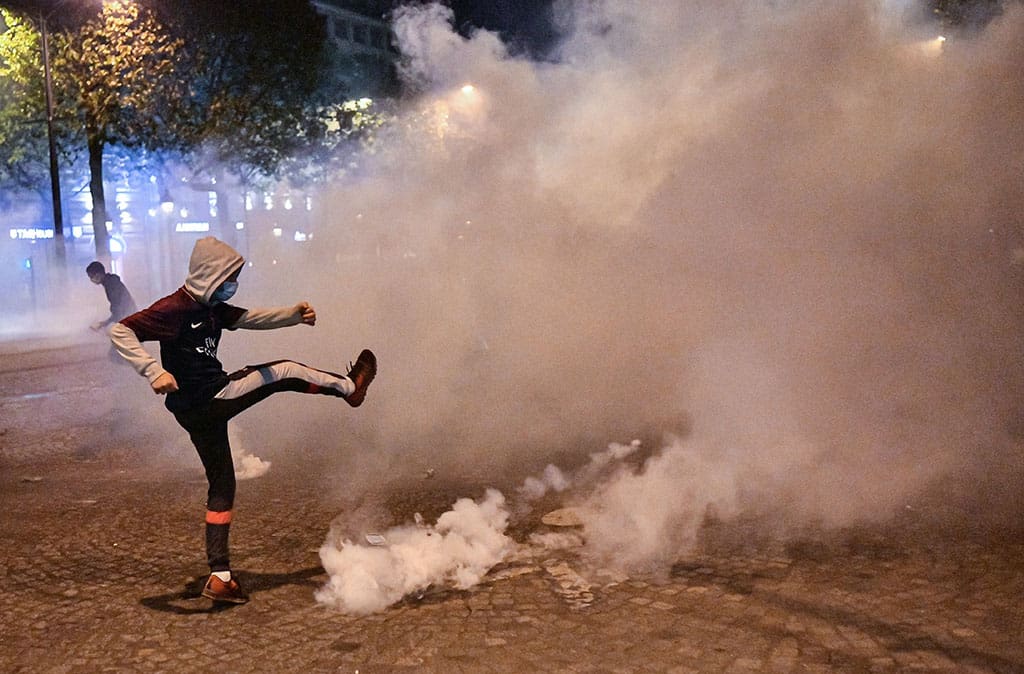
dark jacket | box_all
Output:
[99,273,138,326]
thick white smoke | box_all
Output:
[315,489,511,614]
[230,0,1023,585]
[228,425,271,480]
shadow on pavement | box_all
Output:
[239,565,326,593]
[139,576,237,615]
[139,566,325,615]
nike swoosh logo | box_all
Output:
[191,322,203,329]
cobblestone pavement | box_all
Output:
[2,342,1023,673]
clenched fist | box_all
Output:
[152,371,179,394]
[296,301,316,326]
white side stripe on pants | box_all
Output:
[213,361,353,400]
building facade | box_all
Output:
[312,0,400,97]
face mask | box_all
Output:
[211,281,238,304]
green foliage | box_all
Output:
[277,97,393,188]
[0,0,391,217]
[164,0,337,184]
[0,2,179,207]
[0,9,42,97]
[0,9,52,193]
[62,0,183,149]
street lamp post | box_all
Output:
[39,13,66,266]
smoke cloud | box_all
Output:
[315,489,511,614]
[226,0,1024,585]
[228,425,271,480]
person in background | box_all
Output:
[86,261,138,332]
[110,236,377,604]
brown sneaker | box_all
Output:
[201,574,249,604]
[343,349,376,407]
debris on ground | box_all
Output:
[541,507,584,527]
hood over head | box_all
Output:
[184,236,244,304]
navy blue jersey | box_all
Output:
[120,288,246,413]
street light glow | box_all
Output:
[918,35,947,56]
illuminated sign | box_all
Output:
[9,228,54,240]
[175,222,210,233]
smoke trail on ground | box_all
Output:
[517,463,571,501]
[229,0,1024,582]
[315,489,511,614]
[515,439,638,505]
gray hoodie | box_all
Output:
[110,237,305,390]
[185,236,245,305]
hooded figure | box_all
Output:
[110,236,376,604]
[112,236,251,412]
[184,236,244,306]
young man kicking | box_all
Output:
[110,236,376,604]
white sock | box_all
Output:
[212,571,231,582]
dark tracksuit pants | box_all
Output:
[172,360,350,572]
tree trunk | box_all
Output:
[87,131,110,263]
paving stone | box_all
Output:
[3,349,1024,673]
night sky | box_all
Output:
[448,0,558,55]
[0,0,562,54]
